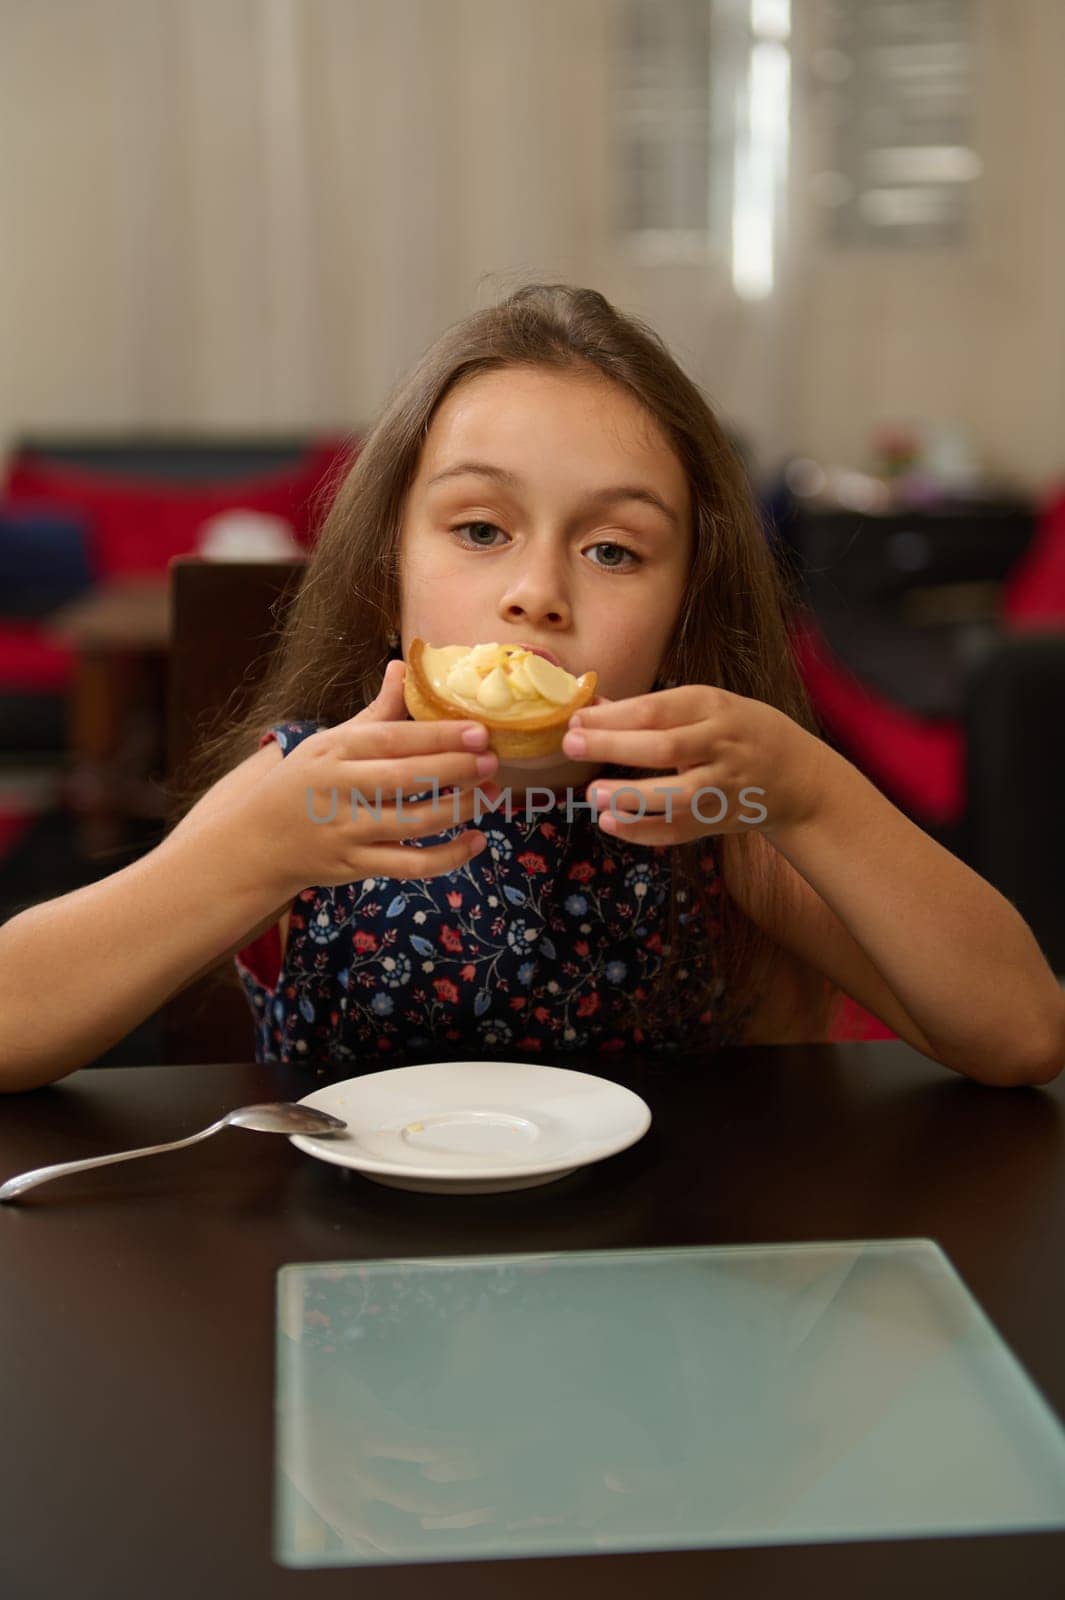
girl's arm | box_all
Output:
[745,745,1065,1087]
[0,748,296,1093]
[564,681,1063,1085]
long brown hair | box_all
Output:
[171,281,843,1045]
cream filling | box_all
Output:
[423,642,580,721]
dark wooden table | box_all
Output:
[2,1044,1063,1598]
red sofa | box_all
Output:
[790,485,1065,835]
[3,436,353,578]
[793,485,1065,1042]
[0,436,355,703]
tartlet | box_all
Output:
[402,638,597,758]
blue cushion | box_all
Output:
[0,507,95,618]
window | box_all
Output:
[613,0,714,253]
[613,0,792,299]
[810,0,979,248]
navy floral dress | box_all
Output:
[235,720,746,1073]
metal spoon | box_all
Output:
[0,1102,348,1203]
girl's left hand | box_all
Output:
[560,684,827,845]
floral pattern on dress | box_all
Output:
[235,720,743,1071]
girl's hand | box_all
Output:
[240,660,499,894]
[561,683,827,845]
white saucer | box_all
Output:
[288,1060,652,1194]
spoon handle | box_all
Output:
[0,1118,230,1202]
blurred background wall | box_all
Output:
[791,0,1065,489]
[1,0,1063,487]
[0,0,790,463]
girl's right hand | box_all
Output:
[241,660,498,894]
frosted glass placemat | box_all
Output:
[274,1239,1065,1567]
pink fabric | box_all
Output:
[829,993,898,1043]
[0,809,34,860]
[1001,485,1065,628]
[238,922,283,993]
[789,616,965,825]
[0,622,75,691]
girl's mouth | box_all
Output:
[512,642,561,667]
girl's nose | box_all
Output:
[502,603,567,628]
[499,573,570,629]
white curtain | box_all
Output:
[0,0,796,472]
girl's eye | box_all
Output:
[588,542,640,570]
[451,521,504,549]
[449,522,641,570]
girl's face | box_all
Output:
[398,365,693,796]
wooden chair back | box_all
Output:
[163,556,307,1063]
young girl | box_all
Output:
[2,283,1062,1092]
